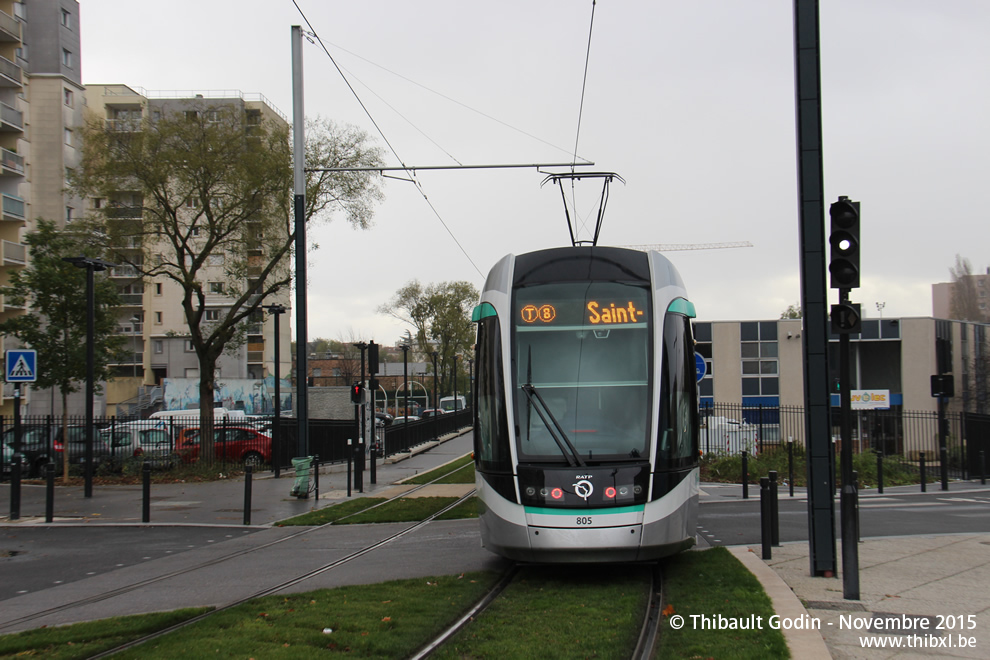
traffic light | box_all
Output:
[831,302,862,334]
[829,197,860,289]
[351,382,364,404]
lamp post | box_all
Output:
[400,339,410,452]
[62,255,114,499]
[129,315,141,379]
[452,354,459,412]
[353,341,368,484]
[431,350,439,440]
[265,304,286,478]
[467,357,474,411]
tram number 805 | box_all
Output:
[576,516,593,526]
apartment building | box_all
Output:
[0,0,86,416]
[80,85,293,416]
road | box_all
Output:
[697,486,990,547]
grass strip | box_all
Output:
[276,497,388,526]
[658,546,790,659]
[336,496,459,524]
[433,564,651,659]
[110,572,499,659]
[0,608,210,659]
[403,454,475,484]
[434,496,479,520]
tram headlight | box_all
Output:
[540,487,549,497]
[618,486,630,496]
[525,486,536,497]
[633,485,643,495]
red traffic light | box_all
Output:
[350,382,364,404]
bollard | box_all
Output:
[940,446,949,491]
[313,455,320,501]
[981,450,986,486]
[787,440,795,497]
[760,477,771,560]
[45,463,55,523]
[370,443,377,485]
[346,440,352,497]
[919,452,926,493]
[354,442,364,493]
[243,465,253,526]
[741,451,749,499]
[142,462,151,523]
[876,451,884,495]
[9,454,20,521]
[769,470,780,546]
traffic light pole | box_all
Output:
[838,288,859,601]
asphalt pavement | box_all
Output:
[2,436,990,658]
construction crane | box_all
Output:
[620,241,754,252]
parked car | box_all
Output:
[99,420,178,469]
[375,411,393,427]
[2,424,111,476]
[175,426,272,467]
[1,441,27,476]
[420,409,446,419]
[391,416,421,425]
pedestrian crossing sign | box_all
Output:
[5,350,37,383]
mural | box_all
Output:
[163,377,292,414]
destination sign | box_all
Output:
[518,300,646,326]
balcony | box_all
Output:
[1,193,24,223]
[118,293,143,306]
[0,10,20,42]
[247,351,264,363]
[0,148,23,176]
[1,239,26,266]
[0,55,20,87]
[109,264,141,278]
[1,294,24,311]
[106,206,143,219]
[0,102,22,132]
[105,118,142,133]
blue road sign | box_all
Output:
[695,352,707,383]
[5,349,37,383]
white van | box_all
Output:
[149,408,247,423]
[439,395,466,413]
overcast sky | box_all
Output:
[79,1,990,345]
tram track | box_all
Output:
[0,462,476,636]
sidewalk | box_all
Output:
[704,481,990,658]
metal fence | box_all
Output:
[0,410,475,479]
[699,402,990,481]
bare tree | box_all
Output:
[949,255,985,322]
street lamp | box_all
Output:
[400,338,410,452]
[431,350,439,441]
[265,303,286,478]
[452,354,459,412]
[129,315,141,379]
[62,255,114,499]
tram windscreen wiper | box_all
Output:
[521,383,586,468]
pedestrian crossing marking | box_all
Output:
[8,355,32,378]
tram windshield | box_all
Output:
[513,281,650,463]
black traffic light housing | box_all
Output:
[351,382,364,404]
[829,197,860,290]
[831,302,861,334]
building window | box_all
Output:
[153,340,164,354]
[154,311,163,325]
[205,308,221,322]
[208,281,224,295]
[62,49,73,68]
[63,88,74,107]
[185,340,196,352]
[60,8,71,28]
[155,282,163,295]
[64,128,73,146]
[208,254,224,266]
[65,207,73,223]
[740,321,778,401]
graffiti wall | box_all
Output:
[162,377,292,414]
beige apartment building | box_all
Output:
[79,85,293,416]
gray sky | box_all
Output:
[79,1,990,344]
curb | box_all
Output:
[729,545,832,660]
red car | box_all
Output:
[175,426,271,467]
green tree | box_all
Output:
[71,104,384,459]
[379,280,479,398]
[0,220,124,480]
[779,303,802,319]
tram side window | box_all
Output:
[476,314,511,473]
[657,312,699,469]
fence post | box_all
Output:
[313,455,320,501]
[919,452,927,493]
[346,439,352,497]
[981,450,986,486]
[243,465,252,526]
[45,462,55,523]
[876,451,884,495]
[940,445,949,491]
[142,461,151,523]
[741,450,749,499]
[760,477,771,560]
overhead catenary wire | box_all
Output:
[290,0,484,277]
[571,0,600,242]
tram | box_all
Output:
[471,245,699,562]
